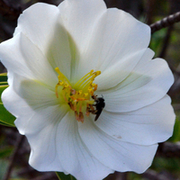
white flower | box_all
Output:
[0,0,175,180]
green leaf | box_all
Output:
[169,117,180,142]
[0,147,13,158]
[0,82,8,86]
[0,73,7,82]
[0,103,15,127]
[56,172,76,180]
[0,85,8,103]
[0,84,15,127]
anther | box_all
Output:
[55,67,101,123]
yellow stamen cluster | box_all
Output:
[55,67,101,122]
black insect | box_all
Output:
[91,95,105,121]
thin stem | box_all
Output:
[3,134,25,180]
[150,11,180,34]
[146,0,155,25]
[159,25,173,58]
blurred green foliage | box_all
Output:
[56,172,76,180]
[0,73,15,127]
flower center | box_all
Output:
[55,67,101,122]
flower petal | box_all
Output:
[0,34,33,79]
[78,118,158,173]
[23,110,113,180]
[103,56,174,112]
[23,106,68,171]
[96,48,152,90]
[54,112,113,180]
[2,77,34,126]
[76,7,150,77]
[3,76,69,172]
[58,0,106,52]
[95,95,175,145]
[14,3,60,54]
[19,33,59,87]
[46,22,74,80]
[13,77,60,109]
[58,0,107,80]
[3,75,113,180]
[0,33,58,88]
[2,71,66,130]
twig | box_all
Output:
[150,11,180,34]
[159,26,173,58]
[145,0,155,25]
[3,134,25,180]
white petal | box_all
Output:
[58,0,106,52]
[2,73,66,134]
[14,3,60,54]
[0,4,73,82]
[19,33,58,87]
[95,95,175,145]
[54,112,113,180]
[78,118,158,173]
[0,29,73,86]
[96,48,151,90]
[28,110,113,180]
[25,106,68,171]
[0,33,57,87]
[0,34,33,79]
[2,79,33,122]
[76,7,150,77]
[13,76,60,109]
[58,0,107,80]
[4,73,113,179]
[103,55,174,112]
[45,22,73,80]
[6,83,69,171]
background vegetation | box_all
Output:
[0,0,180,179]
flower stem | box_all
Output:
[2,134,24,180]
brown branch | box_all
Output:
[159,26,173,58]
[150,11,180,34]
[3,135,25,180]
[145,0,155,25]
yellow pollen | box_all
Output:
[55,67,101,122]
